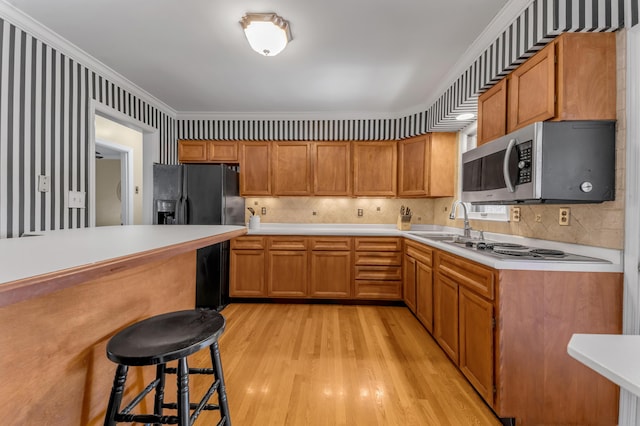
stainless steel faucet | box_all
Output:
[449,200,472,238]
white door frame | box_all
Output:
[88,100,160,227]
[620,22,640,426]
[95,139,133,225]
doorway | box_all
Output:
[95,140,132,225]
[89,100,160,227]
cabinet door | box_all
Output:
[240,142,271,196]
[268,251,308,297]
[208,142,238,163]
[313,142,352,196]
[178,140,208,163]
[415,261,433,333]
[310,251,352,298]
[229,249,266,296]
[434,273,459,364]
[477,79,508,146]
[398,135,429,197]
[353,141,397,197]
[428,132,457,197]
[272,142,313,196]
[508,41,556,132]
[403,255,417,313]
[459,287,494,403]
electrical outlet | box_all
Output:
[535,213,542,223]
[511,207,521,222]
[68,190,86,209]
[261,207,267,215]
[357,209,363,217]
[559,207,570,226]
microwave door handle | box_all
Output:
[503,138,517,193]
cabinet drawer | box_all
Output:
[436,251,495,300]
[354,237,402,252]
[231,236,266,250]
[354,266,402,281]
[310,237,352,251]
[354,280,402,299]
[405,240,433,267]
[268,236,308,251]
[354,252,402,266]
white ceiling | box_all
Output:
[5,0,513,117]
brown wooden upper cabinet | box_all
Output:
[477,32,616,146]
[352,141,397,197]
[398,133,457,197]
[272,142,313,196]
[477,80,507,145]
[178,140,239,163]
[313,142,352,196]
[240,142,271,196]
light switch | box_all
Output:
[37,175,49,192]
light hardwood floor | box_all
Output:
[179,303,502,425]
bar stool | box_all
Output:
[104,309,231,425]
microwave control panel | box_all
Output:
[516,141,533,184]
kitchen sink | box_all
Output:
[407,232,460,241]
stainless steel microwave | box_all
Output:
[461,121,616,204]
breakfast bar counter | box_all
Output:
[0,225,246,425]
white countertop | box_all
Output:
[568,334,640,397]
[246,223,623,272]
[0,225,246,286]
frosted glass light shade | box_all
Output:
[240,13,292,57]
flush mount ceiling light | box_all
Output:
[240,13,292,57]
[456,113,476,121]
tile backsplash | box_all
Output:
[244,197,435,225]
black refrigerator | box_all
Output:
[153,164,245,311]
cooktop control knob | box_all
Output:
[580,182,593,193]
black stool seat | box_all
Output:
[107,309,226,366]
[104,309,231,426]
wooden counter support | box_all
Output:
[0,226,246,426]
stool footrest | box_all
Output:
[162,403,220,411]
[165,367,214,375]
[115,413,179,424]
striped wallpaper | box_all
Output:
[0,0,636,238]
[177,0,628,141]
[0,17,176,238]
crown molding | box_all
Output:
[0,0,177,119]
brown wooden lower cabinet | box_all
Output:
[268,250,308,297]
[354,237,403,299]
[229,236,267,297]
[309,250,352,298]
[433,271,460,363]
[458,286,494,402]
[230,235,398,300]
[404,240,434,331]
[431,248,622,426]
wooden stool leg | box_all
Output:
[210,342,231,426]
[153,363,166,426]
[104,364,128,426]
[177,358,190,426]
